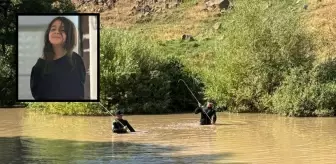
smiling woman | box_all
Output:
[29,17,86,101]
[17,14,99,104]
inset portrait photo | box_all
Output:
[17,13,100,102]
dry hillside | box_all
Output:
[306,0,336,60]
[75,0,336,57]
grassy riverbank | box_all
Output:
[12,0,336,116]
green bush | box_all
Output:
[197,0,315,112]
[27,29,204,115]
[100,29,204,114]
[271,60,336,116]
[27,102,112,116]
[21,0,336,117]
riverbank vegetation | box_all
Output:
[2,0,335,116]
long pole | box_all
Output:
[178,79,212,122]
[97,102,126,127]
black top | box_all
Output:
[112,119,136,133]
[195,107,217,125]
[115,110,123,115]
[30,52,86,100]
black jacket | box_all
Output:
[195,106,217,125]
[30,52,86,100]
[112,119,135,133]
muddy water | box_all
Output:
[0,108,335,164]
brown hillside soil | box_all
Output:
[305,0,336,60]
[75,0,336,56]
[75,0,224,40]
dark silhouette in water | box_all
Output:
[112,110,135,133]
[195,102,217,125]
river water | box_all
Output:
[0,108,335,164]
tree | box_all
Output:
[0,0,76,106]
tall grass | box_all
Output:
[27,102,106,116]
[271,59,336,116]
[100,29,204,114]
[28,29,204,115]
[28,0,336,116]
[190,0,336,116]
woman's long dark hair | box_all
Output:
[43,16,77,74]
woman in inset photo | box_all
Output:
[30,17,86,100]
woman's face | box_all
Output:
[48,20,67,46]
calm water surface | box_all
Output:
[0,108,335,164]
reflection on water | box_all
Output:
[0,136,235,164]
[0,109,336,164]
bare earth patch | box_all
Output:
[305,0,336,60]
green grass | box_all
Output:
[27,102,109,116]
[28,0,336,116]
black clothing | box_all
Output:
[195,107,217,125]
[115,110,123,115]
[30,52,86,100]
[112,119,135,133]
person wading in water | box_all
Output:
[112,110,136,133]
[195,101,217,125]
